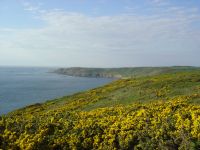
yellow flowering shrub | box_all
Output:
[0,97,200,149]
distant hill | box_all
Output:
[54,66,200,78]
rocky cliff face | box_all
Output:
[54,68,122,78]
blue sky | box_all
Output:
[0,0,200,67]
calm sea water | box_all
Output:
[0,67,113,115]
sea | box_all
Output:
[0,67,113,115]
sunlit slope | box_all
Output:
[10,70,200,114]
[1,71,200,149]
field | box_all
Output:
[0,70,200,149]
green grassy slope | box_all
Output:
[54,66,200,78]
[11,70,200,115]
[1,70,200,149]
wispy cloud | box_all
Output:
[21,0,45,14]
[150,0,169,6]
[0,1,200,67]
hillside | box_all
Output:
[54,66,200,78]
[0,70,200,149]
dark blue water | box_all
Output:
[0,67,113,114]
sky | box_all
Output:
[0,0,200,67]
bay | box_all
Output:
[0,67,113,114]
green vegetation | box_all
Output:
[54,66,200,78]
[1,69,200,149]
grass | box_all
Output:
[6,70,200,115]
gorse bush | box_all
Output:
[1,96,200,149]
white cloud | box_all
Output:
[0,3,200,67]
[150,0,169,6]
[20,0,45,14]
